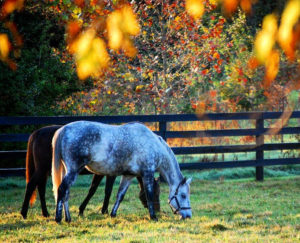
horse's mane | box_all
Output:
[157,136,177,161]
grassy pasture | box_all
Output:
[0,173,299,242]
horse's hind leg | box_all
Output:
[110,176,133,218]
[142,171,157,221]
[55,171,78,223]
[20,173,39,219]
[63,190,71,222]
[101,176,116,214]
[137,176,147,208]
[79,174,104,216]
[37,173,49,217]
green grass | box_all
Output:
[0,174,299,242]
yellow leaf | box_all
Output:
[0,34,10,59]
[107,10,123,50]
[280,0,300,29]
[75,29,95,57]
[93,37,110,66]
[77,61,94,80]
[262,14,278,35]
[175,16,181,22]
[72,29,109,80]
[277,0,300,60]
[254,31,274,63]
[135,85,144,92]
[186,0,205,20]
[107,5,140,51]
[254,14,278,63]
[121,5,140,36]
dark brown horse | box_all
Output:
[21,125,160,219]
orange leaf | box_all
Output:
[210,90,217,98]
[240,0,253,14]
[1,0,24,18]
[213,52,220,59]
[74,0,84,8]
[201,69,209,75]
[196,101,206,115]
[67,21,82,44]
[223,0,239,15]
[247,56,259,69]
[264,50,280,88]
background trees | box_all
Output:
[0,1,92,115]
[0,0,299,115]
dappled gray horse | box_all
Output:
[52,121,192,222]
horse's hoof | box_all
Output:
[79,206,84,214]
[65,218,71,223]
[78,208,84,216]
[55,216,62,223]
[110,212,116,218]
[101,208,108,214]
[43,212,50,218]
[20,211,27,219]
[150,215,158,221]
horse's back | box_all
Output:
[57,121,167,175]
[32,125,61,171]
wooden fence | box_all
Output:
[1,112,300,180]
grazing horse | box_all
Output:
[21,125,160,219]
[52,121,192,223]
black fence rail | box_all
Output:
[1,112,300,180]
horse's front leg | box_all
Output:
[79,174,104,216]
[142,171,157,221]
[102,176,116,214]
[110,176,133,218]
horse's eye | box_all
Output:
[181,194,186,199]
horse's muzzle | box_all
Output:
[178,208,192,219]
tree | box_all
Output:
[0,0,299,116]
[0,1,90,115]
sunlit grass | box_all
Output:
[0,174,299,242]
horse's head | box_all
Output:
[168,177,192,219]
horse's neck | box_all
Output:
[158,144,183,193]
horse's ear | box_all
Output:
[186,178,192,185]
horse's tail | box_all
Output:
[26,133,37,206]
[51,127,65,202]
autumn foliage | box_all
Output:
[0,0,299,116]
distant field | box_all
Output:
[0,172,299,242]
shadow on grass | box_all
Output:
[0,220,39,232]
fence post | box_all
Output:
[255,117,264,181]
[159,121,167,141]
[159,121,167,182]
